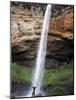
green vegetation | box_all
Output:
[11,63,33,82]
[48,87,68,96]
[43,64,73,86]
[11,63,73,95]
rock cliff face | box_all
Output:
[11,2,74,68]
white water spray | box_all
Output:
[27,4,52,97]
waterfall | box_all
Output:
[26,4,52,97]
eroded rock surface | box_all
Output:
[11,3,74,68]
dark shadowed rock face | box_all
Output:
[11,2,74,68]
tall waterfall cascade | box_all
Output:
[26,4,52,97]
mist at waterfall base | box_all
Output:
[26,4,52,97]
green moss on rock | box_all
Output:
[48,87,68,96]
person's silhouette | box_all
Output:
[32,86,36,97]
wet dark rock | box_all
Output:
[11,81,31,97]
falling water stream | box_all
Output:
[26,4,52,97]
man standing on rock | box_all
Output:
[32,86,37,97]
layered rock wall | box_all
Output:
[11,2,74,68]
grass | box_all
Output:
[11,63,33,82]
[43,63,73,87]
[11,63,73,85]
[11,63,73,95]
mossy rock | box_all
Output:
[48,87,68,96]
